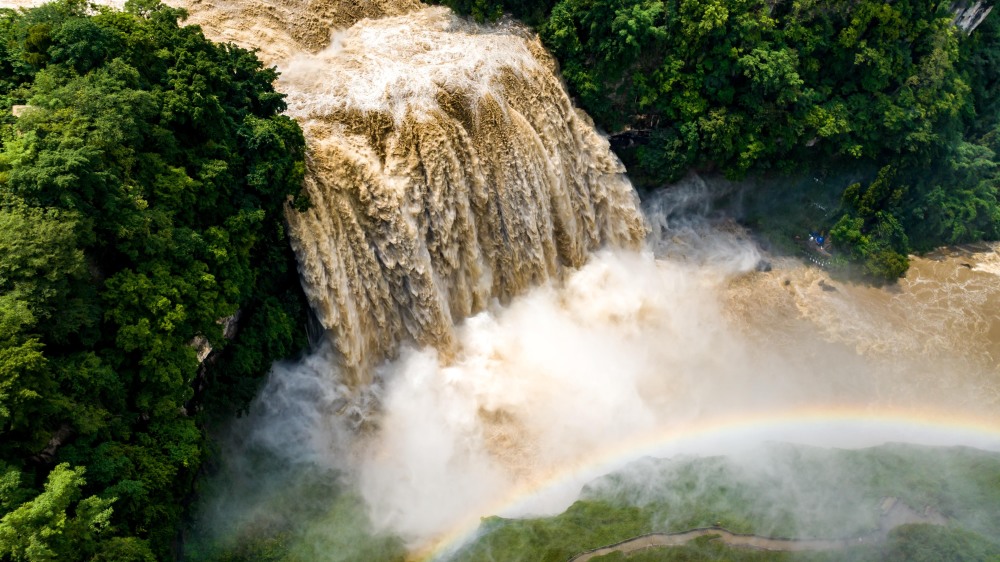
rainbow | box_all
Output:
[413,403,1000,561]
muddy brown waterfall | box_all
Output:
[170,0,648,385]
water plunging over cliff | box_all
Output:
[178,2,646,385]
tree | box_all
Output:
[0,1,308,556]
[0,463,120,562]
[831,166,911,279]
[439,0,1000,276]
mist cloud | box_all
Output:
[190,181,1000,558]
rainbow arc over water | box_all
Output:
[415,403,1000,561]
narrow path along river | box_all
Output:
[569,497,947,561]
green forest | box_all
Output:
[0,0,308,559]
[439,0,1000,279]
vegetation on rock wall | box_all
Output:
[437,0,1000,279]
[0,0,308,558]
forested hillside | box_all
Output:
[0,0,308,558]
[439,0,1000,279]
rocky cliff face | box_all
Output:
[951,0,994,33]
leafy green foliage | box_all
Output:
[0,0,308,557]
[531,0,968,181]
[878,524,1000,562]
[904,140,1000,250]
[0,464,120,562]
[185,469,407,562]
[588,526,1000,561]
[453,444,1000,562]
[452,501,650,562]
[831,166,910,279]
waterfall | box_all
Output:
[178,1,647,385]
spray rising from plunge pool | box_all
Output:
[195,181,1000,559]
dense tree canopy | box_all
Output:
[438,0,1000,279]
[0,0,308,558]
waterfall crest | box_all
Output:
[177,0,424,61]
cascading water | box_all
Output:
[281,10,647,385]
[172,1,647,386]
